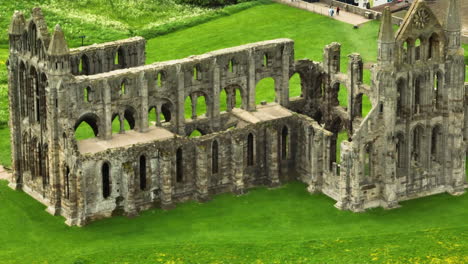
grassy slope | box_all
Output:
[0,3,467,263]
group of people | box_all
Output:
[329,6,340,17]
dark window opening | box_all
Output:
[263,54,269,68]
[139,155,147,190]
[176,148,183,183]
[281,126,289,160]
[212,141,219,174]
[247,133,254,166]
[84,86,91,102]
[65,166,70,199]
[102,162,111,198]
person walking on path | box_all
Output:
[329,7,334,17]
[336,6,340,16]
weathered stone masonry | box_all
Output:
[6,0,467,226]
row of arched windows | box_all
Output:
[401,33,442,63]
[396,72,443,117]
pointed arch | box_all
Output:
[74,112,100,140]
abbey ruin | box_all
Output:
[6,0,466,226]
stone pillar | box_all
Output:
[278,44,290,107]
[123,162,138,217]
[247,50,256,111]
[266,127,280,187]
[231,136,245,194]
[334,141,352,210]
[211,61,221,130]
[102,80,112,140]
[160,151,174,209]
[190,94,197,120]
[195,144,209,202]
[349,145,364,212]
[138,72,149,132]
[175,65,185,135]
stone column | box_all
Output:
[102,80,112,140]
[307,131,322,193]
[195,144,209,202]
[211,61,221,130]
[246,50,256,111]
[266,127,280,187]
[231,136,245,194]
[334,141,352,210]
[123,162,138,217]
[278,44,291,107]
[175,65,185,135]
[160,151,174,209]
[138,72,149,132]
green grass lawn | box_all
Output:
[0,2,467,263]
[0,180,467,264]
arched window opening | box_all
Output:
[139,155,147,190]
[161,102,172,123]
[414,77,421,114]
[281,126,289,160]
[335,83,347,108]
[431,126,442,162]
[403,40,409,63]
[193,65,201,81]
[396,134,405,168]
[19,62,27,117]
[29,23,37,55]
[256,77,276,103]
[364,143,371,176]
[65,166,70,199]
[80,55,89,75]
[220,89,228,112]
[228,59,235,73]
[186,94,208,119]
[124,108,136,130]
[247,133,254,166]
[189,129,203,138]
[120,79,127,96]
[116,47,125,68]
[29,67,40,122]
[263,53,269,68]
[111,114,128,134]
[176,148,183,183]
[102,162,111,198]
[74,114,99,140]
[397,79,405,117]
[84,86,91,102]
[433,72,442,109]
[223,86,243,112]
[289,73,302,98]
[428,34,440,60]
[412,126,424,164]
[148,107,157,126]
[415,38,422,61]
[157,71,165,87]
[212,140,219,174]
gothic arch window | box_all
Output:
[412,126,424,164]
[102,162,111,198]
[396,133,405,168]
[29,23,37,55]
[139,155,147,190]
[364,143,372,176]
[431,125,442,163]
[428,33,440,60]
[414,77,422,114]
[415,38,422,61]
[433,72,442,109]
[281,126,289,160]
[212,140,219,174]
[228,58,236,73]
[84,86,91,102]
[247,133,255,166]
[156,71,166,87]
[120,79,127,96]
[80,54,90,75]
[65,165,70,199]
[176,148,183,183]
[193,64,202,81]
[19,62,27,117]
[396,79,405,117]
